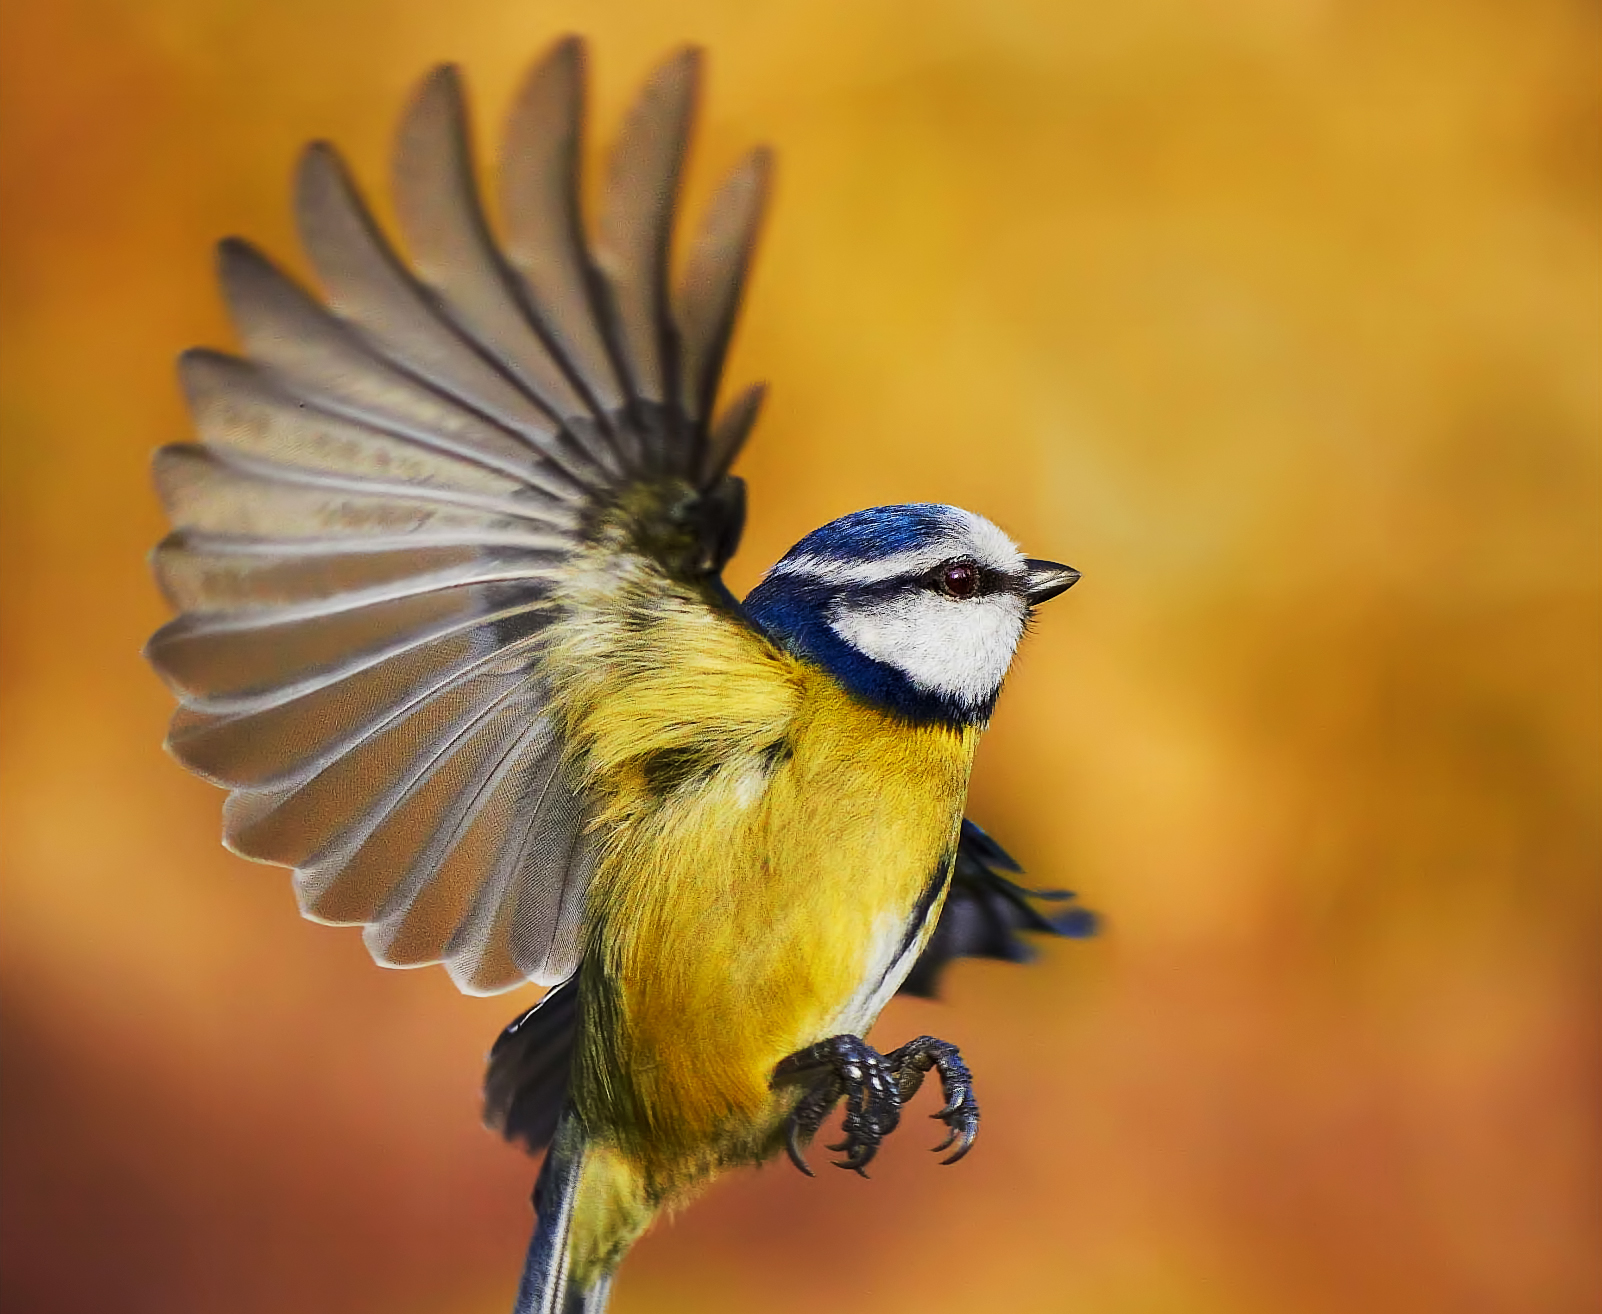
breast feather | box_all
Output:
[573,664,975,1169]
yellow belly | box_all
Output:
[572,667,977,1193]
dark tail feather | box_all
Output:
[513,1114,609,1314]
[486,977,579,1156]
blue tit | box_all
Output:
[145,36,1094,1314]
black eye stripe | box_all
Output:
[835,562,1014,605]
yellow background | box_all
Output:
[1,1,1596,1311]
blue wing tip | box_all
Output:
[1051,906,1100,939]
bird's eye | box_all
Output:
[938,562,981,599]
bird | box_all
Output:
[144,35,1094,1314]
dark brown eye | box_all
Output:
[939,563,980,599]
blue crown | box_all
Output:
[775,504,966,563]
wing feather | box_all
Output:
[150,445,570,555]
[898,821,1099,999]
[356,712,588,994]
[594,46,698,415]
[701,380,766,486]
[295,142,573,448]
[303,699,543,929]
[216,240,578,485]
[499,38,629,419]
[149,37,775,995]
[162,605,552,780]
[150,588,495,700]
[445,747,589,992]
[392,65,597,428]
[180,350,559,498]
[221,669,530,868]
[152,533,509,614]
[677,149,770,426]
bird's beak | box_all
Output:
[1022,559,1081,605]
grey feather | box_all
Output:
[676,148,770,426]
[594,47,699,414]
[215,239,551,478]
[295,142,567,450]
[484,978,579,1153]
[149,36,770,996]
[500,38,628,419]
[392,65,598,430]
[700,381,765,484]
[179,349,577,503]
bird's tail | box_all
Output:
[513,1112,653,1314]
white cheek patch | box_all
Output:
[827,591,1026,707]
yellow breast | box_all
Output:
[574,663,977,1186]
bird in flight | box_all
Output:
[146,36,1094,1314]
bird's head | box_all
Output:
[742,504,1079,725]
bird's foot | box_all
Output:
[772,1035,902,1177]
[884,1035,980,1164]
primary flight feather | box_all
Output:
[146,36,1092,1313]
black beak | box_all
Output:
[1022,558,1081,605]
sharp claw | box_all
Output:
[786,1120,815,1177]
[780,1034,975,1182]
[940,1135,976,1166]
[833,1141,877,1174]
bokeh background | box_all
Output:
[2,1,1597,1311]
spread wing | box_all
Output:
[897,820,1098,1000]
[146,38,774,995]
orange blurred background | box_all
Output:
[2,1,1597,1312]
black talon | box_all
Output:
[785,1115,814,1177]
[940,1131,977,1166]
[772,1033,979,1175]
[838,1142,874,1177]
[883,1035,981,1165]
[772,1035,902,1177]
